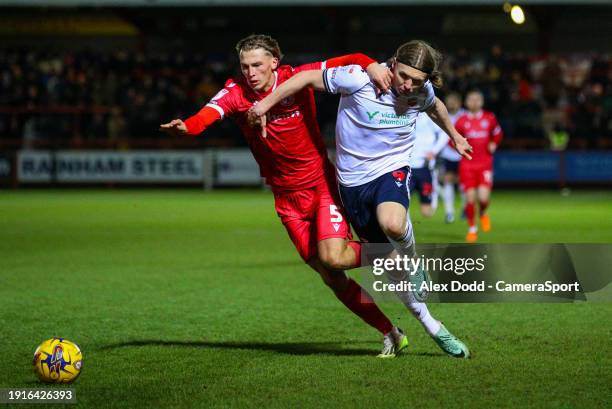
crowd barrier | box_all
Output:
[1,149,611,187]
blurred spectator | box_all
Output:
[0,47,610,150]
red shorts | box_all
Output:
[274,179,351,262]
[459,162,494,191]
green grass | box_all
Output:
[0,190,610,408]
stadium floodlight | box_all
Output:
[510,5,526,24]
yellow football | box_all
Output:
[33,338,83,383]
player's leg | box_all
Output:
[376,201,440,332]
[307,258,398,337]
[477,169,494,232]
[334,177,408,357]
[374,172,469,357]
[464,188,478,241]
[409,167,433,218]
[419,167,435,218]
[276,188,401,356]
[340,168,468,358]
[313,177,364,271]
[430,166,440,212]
[317,237,361,271]
[373,169,442,334]
[442,160,458,223]
[281,215,397,345]
[460,163,478,242]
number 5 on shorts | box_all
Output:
[330,205,343,223]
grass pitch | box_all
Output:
[1,189,610,408]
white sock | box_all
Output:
[386,216,416,258]
[385,268,441,336]
[384,217,441,336]
[443,182,455,215]
[431,169,439,211]
[408,302,441,336]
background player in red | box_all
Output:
[455,89,503,242]
[160,34,408,357]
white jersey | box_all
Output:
[410,113,447,169]
[323,64,435,187]
[438,108,466,162]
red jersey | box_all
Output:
[206,64,327,191]
[455,110,503,167]
[183,54,375,191]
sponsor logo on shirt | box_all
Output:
[211,89,229,101]
[268,110,302,122]
[366,110,412,126]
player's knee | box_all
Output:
[318,246,345,271]
[379,217,406,240]
[465,190,477,202]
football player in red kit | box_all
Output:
[160,34,408,357]
[455,90,503,242]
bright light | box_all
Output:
[510,5,526,24]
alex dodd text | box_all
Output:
[373,280,580,294]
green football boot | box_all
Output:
[432,324,470,359]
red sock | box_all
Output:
[335,279,393,334]
[465,202,476,227]
[347,241,362,268]
[479,200,489,216]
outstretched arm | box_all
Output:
[426,97,473,160]
[160,106,222,137]
[324,54,391,93]
[296,53,391,93]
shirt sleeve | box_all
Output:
[183,80,238,135]
[184,106,222,136]
[205,81,239,119]
[322,64,370,95]
[418,81,436,112]
[293,61,323,74]
[294,53,376,74]
[490,114,504,145]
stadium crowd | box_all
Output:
[0,46,611,149]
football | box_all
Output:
[32,338,83,383]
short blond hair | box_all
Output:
[235,34,283,60]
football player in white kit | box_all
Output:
[250,40,472,358]
[410,113,449,217]
[437,92,466,223]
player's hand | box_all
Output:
[247,107,268,138]
[454,136,473,160]
[366,63,392,95]
[159,119,188,137]
[246,109,261,127]
[488,141,497,154]
[426,151,435,161]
